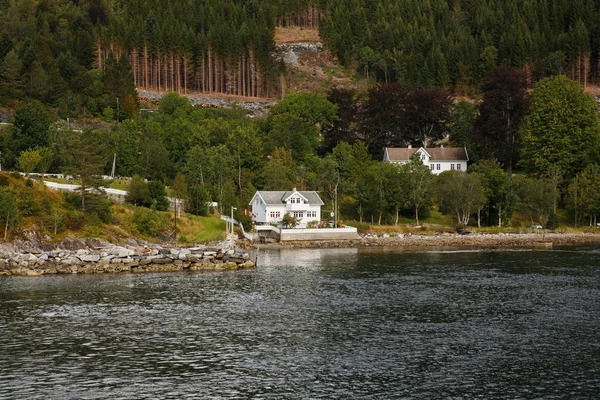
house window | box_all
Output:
[437,164,441,170]
[307,211,317,218]
[269,211,281,219]
[457,163,461,170]
[430,164,434,170]
[293,211,303,218]
[451,164,455,170]
[421,154,425,161]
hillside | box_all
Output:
[0,173,225,245]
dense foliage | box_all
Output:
[3,0,600,115]
[2,1,600,238]
[320,0,600,90]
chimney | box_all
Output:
[293,187,297,192]
[441,145,444,148]
[408,144,412,149]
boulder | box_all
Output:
[80,254,100,263]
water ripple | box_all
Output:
[0,247,599,399]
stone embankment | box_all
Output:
[0,244,255,276]
[266,232,600,249]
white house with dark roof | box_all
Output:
[384,146,468,174]
[249,188,324,228]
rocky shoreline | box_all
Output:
[258,232,600,249]
[0,239,255,277]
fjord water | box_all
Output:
[0,247,598,399]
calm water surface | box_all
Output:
[0,247,599,399]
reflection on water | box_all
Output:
[0,247,599,399]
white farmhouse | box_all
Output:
[249,188,324,228]
[384,146,468,174]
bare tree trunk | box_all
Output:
[415,205,420,225]
[4,213,9,241]
[97,42,103,69]
[144,45,148,89]
[498,205,502,227]
[208,47,213,93]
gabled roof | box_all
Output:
[385,147,468,161]
[283,190,309,203]
[250,190,324,206]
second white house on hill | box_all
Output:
[384,146,469,174]
[249,188,324,228]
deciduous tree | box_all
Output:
[519,76,600,181]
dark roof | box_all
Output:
[255,191,324,206]
[386,147,468,161]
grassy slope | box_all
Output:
[2,173,226,244]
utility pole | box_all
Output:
[173,198,177,240]
[335,170,340,228]
[231,206,237,235]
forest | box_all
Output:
[2,0,600,116]
[2,70,600,238]
[1,0,600,240]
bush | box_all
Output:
[85,194,113,223]
[236,213,253,232]
[17,189,35,216]
[353,221,370,234]
[64,192,82,209]
[0,174,9,187]
[132,208,165,236]
[66,209,84,230]
[546,211,559,230]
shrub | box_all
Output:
[0,174,9,187]
[132,208,164,236]
[546,211,559,230]
[66,209,84,230]
[85,194,113,223]
[353,221,370,234]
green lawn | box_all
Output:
[176,213,227,243]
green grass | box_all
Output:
[176,213,226,243]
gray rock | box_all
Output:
[80,254,100,263]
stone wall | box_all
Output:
[280,227,360,242]
[0,245,255,276]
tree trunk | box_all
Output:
[4,212,9,241]
[97,42,103,69]
[415,204,419,225]
[498,205,502,227]
[183,56,187,94]
[144,45,149,89]
[208,47,213,93]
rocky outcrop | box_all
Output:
[0,245,255,276]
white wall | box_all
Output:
[280,227,359,241]
[427,161,467,174]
